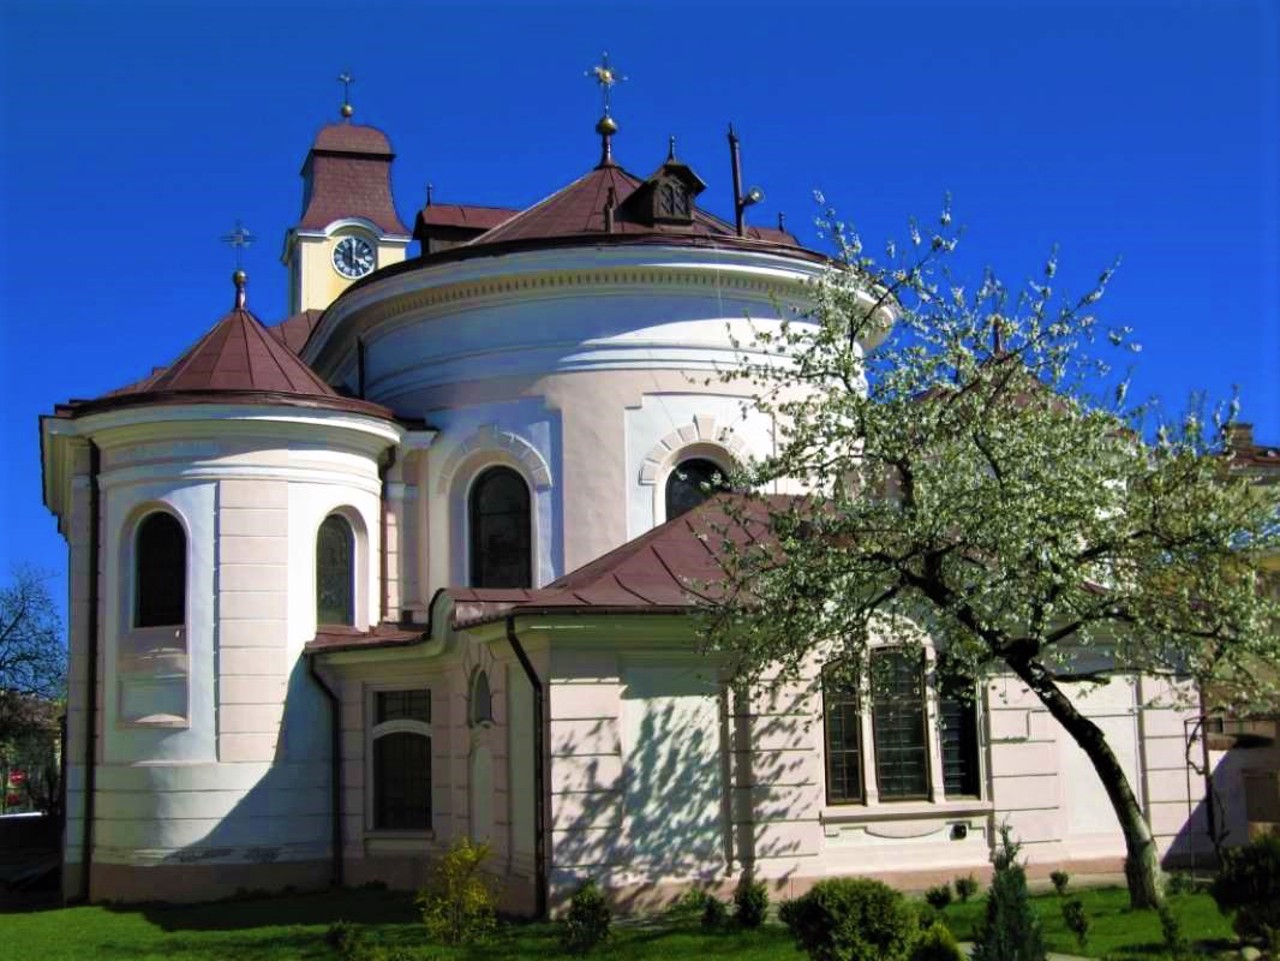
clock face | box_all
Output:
[332,236,375,279]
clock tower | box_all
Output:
[282,101,410,313]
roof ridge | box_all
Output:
[471,165,645,246]
[242,311,335,394]
[146,310,239,389]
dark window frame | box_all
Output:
[939,676,982,798]
[371,688,432,832]
[870,648,932,801]
[822,664,865,805]
[468,466,533,589]
[316,513,355,626]
[134,511,187,628]
[664,457,729,521]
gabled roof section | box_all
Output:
[268,308,324,355]
[474,165,645,244]
[448,494,781,628]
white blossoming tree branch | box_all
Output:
[700,199,1280,910]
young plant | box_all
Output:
[1060,898,1089,951]
[954,875,980,903]
[780,876,917,961]
[559,880,612,954]
[415,837,498,946]
[924,883,953,910]
[1049,870,1070,897]
[734,876,769,929]
[701,895,729,930]
[972,827,1046,961]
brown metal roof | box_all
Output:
[417,203,519,230]
[299,123,408,236]
[268,308,324,354]
[56,303,395,421]
[305,623,425,654]
[449,494,780,629]
[311,123,393,155]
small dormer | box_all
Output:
[621,138,707,227]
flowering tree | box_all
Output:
[0,567,65,743]
[703,203,1280,909]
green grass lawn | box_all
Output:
[940,885,1237,959]
[0,884,1240,961]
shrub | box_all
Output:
[325,920,363,959]
[734,876,769,929]
[923,883,952,910]
[954,875,980,902]
[910,921,966,961]
[1060,898,1089,951]
[1157,903,1189,961]
[669,888,711,919]
[702,895,729,930]
[1164,872,1198,896]
[559,880,612,954]
[972,827,1046,961]
[779,876,917,961]
[915,902,939,931]
[415,837,498,946]
[1209,833,1280,943]
[1048,870,1070,897]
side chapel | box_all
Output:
[39,71,1276,912]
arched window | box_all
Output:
[469,467,531,589]
[135,512,186,627]
[469,669,493,727]
[316,514,355,625]
[664,457,727,520]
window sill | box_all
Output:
[821,799,992,824]
[364,831,435,855]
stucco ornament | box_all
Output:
[700,198,1280,911]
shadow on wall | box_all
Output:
[551,673,806,913]
[152,656,335,884]
[1168,720,1280,870]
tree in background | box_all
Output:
[702,201,1280,909]
[1,567,65,814]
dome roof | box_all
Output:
[61,295,393,420]
[311,122,393,156]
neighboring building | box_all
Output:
[39,95,1243,912]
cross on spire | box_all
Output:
[220,219,255,269]
[586,52,625,117]
[337,70,354,119]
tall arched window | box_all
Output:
[469,467,531,589]
[469,669,494,727]
[316,514,355,625]
[135,512,186,627]
[665,457,727,520]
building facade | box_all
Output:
[40,101,1265,912]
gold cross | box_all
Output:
[586,52,625,115]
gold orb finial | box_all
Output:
[233,268,247,284]
[596,114,618,136]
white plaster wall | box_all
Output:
[65,408,397,880]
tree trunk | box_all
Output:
[1007,657,1165,910]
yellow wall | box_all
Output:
[290,230,408,313]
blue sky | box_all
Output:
[1,0,1277,613]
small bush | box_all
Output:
[669,888,711,919]
[734,876,769,929]
[915,902,940,931]
[923,883,952,910]
[954,875,980,903]
[1210,833,1280,943]
[780,876,917,961]
[702,895,729,930]
[910,921,966,961]
[972,826,1046,961]
[559,880,612,954]
[1048,870,1070,897]
[325,920,363,958]
[1158,903,1189,961]
[1164,872,1199,896]
[415,837,498,946]
[1060,898,1089,951]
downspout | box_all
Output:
[505,615,548,919]
[80,441,100,902]
[309,655,343,888]
[379,447,397,624]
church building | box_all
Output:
[39,77,1263,913]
